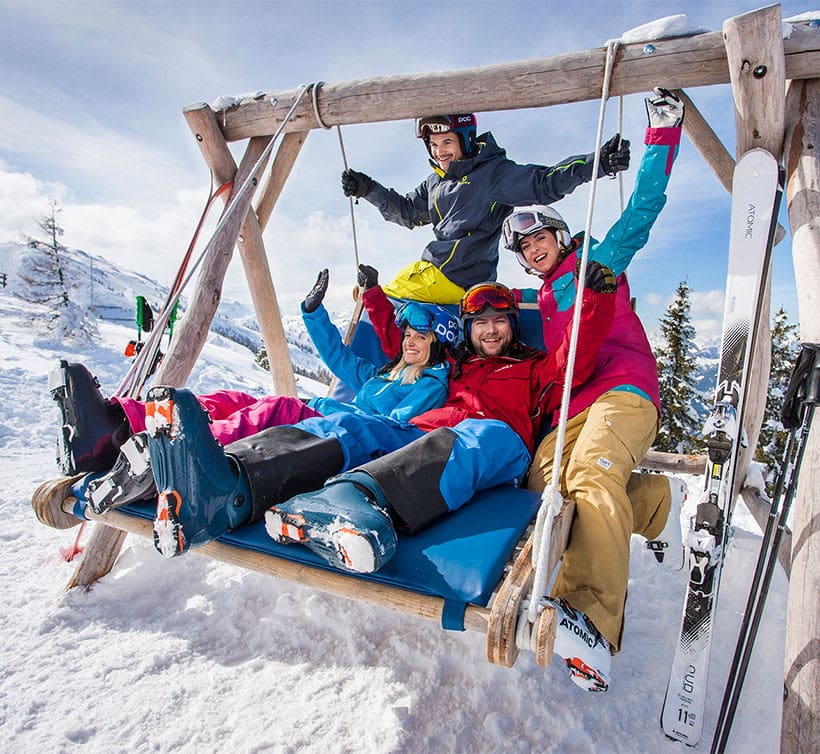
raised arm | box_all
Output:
[490,133,630,207]
[342,168,430,229]
[591,89,684,275]
[302,270,379,391]
[360,270,403,358]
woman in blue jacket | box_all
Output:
[35,271,455,543]
[147,269,457,558]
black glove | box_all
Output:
[357,264,379,291]
[303,269,329,313]
[341,169,375,198]
[599,134,630,177]
[583,260,618,293]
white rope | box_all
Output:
[526,39,621,625]
[118,84,313,398]
[312,81,360,272]
[617,94,625,213]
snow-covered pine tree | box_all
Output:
[19,202,98,342]
[20,201,70,310]
[653,280,703,453]
[755,306,800,495]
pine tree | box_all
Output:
[653,281,703,453]
[19,202,98,342]
[22,201,70,309]
[755,306,800,495]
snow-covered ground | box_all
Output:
[0,291,788,753]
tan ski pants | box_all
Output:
[526,391,672,651]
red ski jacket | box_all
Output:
[362,285,615,454]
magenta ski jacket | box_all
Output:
[517,125,681,425]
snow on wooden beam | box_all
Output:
[197,22,820,143]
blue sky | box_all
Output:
[0,0,813,343]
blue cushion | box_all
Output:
[120,484,540,630]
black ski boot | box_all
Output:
[49,360,131,475]
[86,432,156,514]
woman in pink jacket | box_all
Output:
[504,89,688,662]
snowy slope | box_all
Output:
[0,274,788,754]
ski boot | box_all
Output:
[85,432,156,514]
[647,476,687,571]
[547,598,611,692]
[265,470,397,574]
[145,386,251,558]
[49,360,131,475]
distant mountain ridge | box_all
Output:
[1,240,335,384]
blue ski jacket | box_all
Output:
[363,132,599,289]
[302,304,449,424]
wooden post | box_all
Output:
[255,130,308,230]
[674,89,736,193]
[723,5,785,508]
[153,135,272,386]
[781,77,820,754]
[183,105,302,396]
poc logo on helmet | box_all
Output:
[434,320,459,345]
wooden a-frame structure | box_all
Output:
[55,6,818,751]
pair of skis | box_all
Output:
[660,149,785,746]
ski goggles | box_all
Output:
[501,210,564,251]
[459,283,517,319]
[415,114,476,139]
[395,302,460,345]
[395,301,436,332]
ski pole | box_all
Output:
[711,345,819,753]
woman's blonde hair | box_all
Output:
[385,330,437,384]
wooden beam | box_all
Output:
[639,448,706,475]
[65,525,127,590]
[255,130,308,231]
[672,88,786,245]
[84,507,492,633]
[673,88,735,193]
[740,487,792,580]
[781,77,820,754]
[181,104,298,397]
[152,135,272,387]
[204,23,820,142]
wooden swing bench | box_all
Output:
[37,303,570,668]
[30,9,820,739]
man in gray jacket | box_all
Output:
[341,113,629,303]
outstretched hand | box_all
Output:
[645,87,685,129]
[599,133,630,177]
[357,264,379,291]
[341,169,375,198]
[303,269,329,313]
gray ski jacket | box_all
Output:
[362,132,598,289]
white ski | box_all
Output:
[661,149,784,745]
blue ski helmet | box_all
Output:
[395,301,460,348]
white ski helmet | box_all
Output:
[502,205,572,271]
